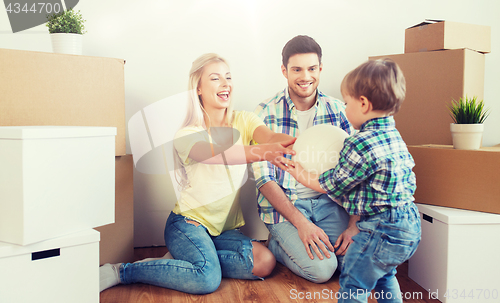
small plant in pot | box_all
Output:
[46,9,86,55]
[448,96,489,150]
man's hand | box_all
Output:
[334,215,360,256]
[297,219,335,260]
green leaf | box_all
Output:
[447,96,489,124]
[46,9,86,34]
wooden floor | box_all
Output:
[100,247,440,303]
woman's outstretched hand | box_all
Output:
[263,137,296,170]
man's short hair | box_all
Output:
[282,35,322,68]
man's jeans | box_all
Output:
[266,194,349,283]
[338,203,421,303]
[119,212,260,294]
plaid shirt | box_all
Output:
[252,87,353,224]
[319,116,416,216]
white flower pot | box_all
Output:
[450,123,484,150]
[50,33,82,55]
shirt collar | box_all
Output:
[359,116,395,131]
[280,87,320,111]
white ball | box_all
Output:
[293,124,349,174]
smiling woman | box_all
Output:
[99,53,297,295]
[196,59,233,120]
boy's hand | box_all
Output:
[278,156,303,180]
[278,156,326,194]
[335,215,360,255]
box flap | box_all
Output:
[417,204,500,225]
[407,19,444,29]
[0,126,117,139]
[0,229,100,259]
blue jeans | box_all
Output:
[338,203,421,303]
[266,194,349,283]
[119,212,260,294]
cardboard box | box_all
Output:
[0,126,116,245]
[95,155,134,265]
[0,48,126,156]
[408,145,500,215]
[409,204,500,303]
[370,49,485,145]
[405,20,491,54]
[0,229,100,303]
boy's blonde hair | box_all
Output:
[341,58,406,115]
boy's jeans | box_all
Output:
[120,212,260,294]
[266,194,350,283]
[338,203,421,303]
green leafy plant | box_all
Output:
[46,9,86,34]
[448,96,489,124]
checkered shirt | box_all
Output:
[252,87,353,224]
[319,116,416,216]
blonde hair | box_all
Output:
[341,58,406,115]
[174,53,234,189]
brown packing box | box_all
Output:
[405,20,491,54]
[370,49,485,145]
[409,145,500,215]
[0,48,126,156]
[95,155,134,265]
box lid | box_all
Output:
[0,126,117,139]
[0,229,100,259]
[407,19,444,29]
[405,19,491,53]
[417,203,500,225]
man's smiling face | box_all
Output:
[282,53,322,101]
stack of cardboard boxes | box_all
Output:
[0,49,134,302]
[370,21,500,303]
[370,20,499,215]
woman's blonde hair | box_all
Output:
[341,58,406,115]
[174,53,234,189]
[182,53,234,129]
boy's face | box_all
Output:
[343,94,365,130]
[282,53,322,101]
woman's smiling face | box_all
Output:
[197,61,232,111]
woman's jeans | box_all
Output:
[338,203,421,303]
[119,212,260,294]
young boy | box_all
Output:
[283,58,421,303]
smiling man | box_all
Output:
[252,35,355,283]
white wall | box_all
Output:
[2,0,499,247]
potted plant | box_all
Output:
[448,96,489,150]
[46,9,86,55]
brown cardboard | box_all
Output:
[408,145,500,215]
[370,49,485,145]
[95,155,134,265]
[405,20,491,54]
[0,48,126,156]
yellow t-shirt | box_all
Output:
[172,111,265,236]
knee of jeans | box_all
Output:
[304,258,337,283]
[193,270,222,295]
